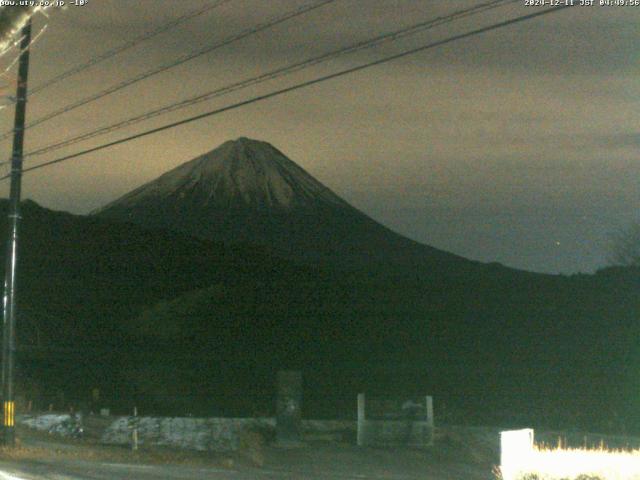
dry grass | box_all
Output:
[498,444,640,480]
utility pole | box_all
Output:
[1,19,32,446]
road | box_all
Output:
[0,443,494,480]
[0,460,490,480]
[0,424,499,479]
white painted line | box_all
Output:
[100,463,154,469]
[246,468,418,479]
[105,463,238,474]
[0,470,28,480]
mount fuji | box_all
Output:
[94,137,477,272]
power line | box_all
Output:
[25,0,517,160]
[0,0,337,143]
[1,5,573,182]
[26,0,234,99]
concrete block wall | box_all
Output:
[102,416,275,452]
[18,413,355,452]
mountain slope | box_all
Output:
[94,137,476,272]
[88,137,640,427]
[98,137,350,213]
[3,200,301,345]
[0,200,319,404]
[0,200,638,431]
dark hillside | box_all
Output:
[0,199,637,433]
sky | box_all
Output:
[0,0,637,275]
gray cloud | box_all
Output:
[592,132,640,149]
[0,0,638,274]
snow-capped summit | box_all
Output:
[95,138,472,271]
[99,138,349,213]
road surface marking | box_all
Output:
[0,470,27,480]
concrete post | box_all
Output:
[357,393,365,446]
[276,371,302,446]
[132,406,139,451]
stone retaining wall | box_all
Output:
[19,413,354,452]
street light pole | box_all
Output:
[2,19,32,446]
